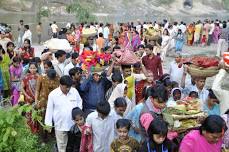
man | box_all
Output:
[36,22,42,44]
[51,21,58,38]
[142,44,163,80]
[17,20,24,48]
[80,70,111,115]
[86,101,116,152]
[52,50,68,77]
[212,59,229,115]
[169,53,184,86]
[216,22,229,57]
[96,33,105,51]
[179,21,187,34]
[103,24,110,47]
[69,67,83,98]
[64,52,81,75]
[45,75,82,152]
[97,23,103,37]
[22,25,32,44]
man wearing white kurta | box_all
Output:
[45,76,82,152]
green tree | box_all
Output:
[66,0,97,22]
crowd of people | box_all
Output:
[0,18,229,152]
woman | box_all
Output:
[19,39,35,65]
[180,115,226,152]
[6,41,16,59]
[131,30,141,51]
[187,23,195,46]
[0,44,11,98]
[135,71,155,104]
[161,29,171,61]
[175,29,185,52]
[213,23,221,44]
[9,57,23,106]
[22,62,39,104]
[35,69,60,142]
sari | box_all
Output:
[187,24,195,45]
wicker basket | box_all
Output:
[188,65,219,78]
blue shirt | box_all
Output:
[203,104,220,116]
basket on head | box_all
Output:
[187,64,219,78]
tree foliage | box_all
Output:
[66,0,97,23]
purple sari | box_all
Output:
[9,64,23,106]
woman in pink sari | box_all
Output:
[180,115,226,152]
[213,23,221,44]
[9,57,23,106]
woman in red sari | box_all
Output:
[135,71,155,104]
[21,62,40,133]
[19,39,35,65]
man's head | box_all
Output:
[195,77,206,90]
[60,75,73,94]
[149,85,168,110]
[99,32,103,38]
[208,89,219,105]
[71,52,79,65]
[55,50,66,63]
[69,67,82,81]
[121,64,132,78]
[175,53,182,63]
[24,25,29,31]
[96,101,111,119]
[20,20,23,25]
[111,72,123,86]
[145,44,154,56]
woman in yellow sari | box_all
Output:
[187,23,195,46]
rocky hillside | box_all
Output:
[0,0,228,20]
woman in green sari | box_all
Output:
[0,44,11,98]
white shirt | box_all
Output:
[179,24,187,33]
[209,23,215,35]
[103,26,110,39]
[22,30,32,43]
[63,62,80,75]
[86,111,116,152]
[169,61,184,85]
[98,27,103,35]
[212,69,229,115]
[51,24,58,33]
[45,87,82,131]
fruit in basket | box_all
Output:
[174,104,186,111]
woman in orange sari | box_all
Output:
[187,23,195,46]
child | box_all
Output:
[189,91,199,99]
[67,107,93,152]
[203,89,220,116]
[111,97,127,119]
[86,101,116,152]
[139,118,175,152]
[110,119,140,152]
[167,88,182,107]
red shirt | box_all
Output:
[142,55,163,80]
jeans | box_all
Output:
[55,130,68,152]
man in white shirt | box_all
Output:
[98,23,103,37]
[103,24,110,47]
[22,25,32,44]
[52,50,68,77]
[64,52,80,75]
[169,53,184,86]
[51,21,58,38]
[45,75,82,152]
[179,21,187,34]
[86,101,116,152]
